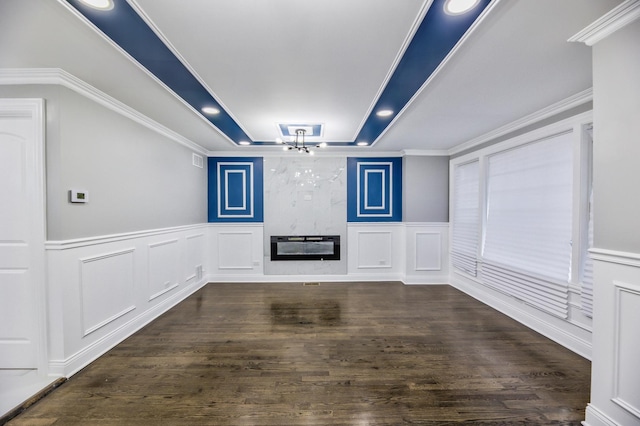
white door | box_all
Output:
[0,99,46,370]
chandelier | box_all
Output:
[279,129,325,154]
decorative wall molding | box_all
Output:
[0,68,207,155]
[208,157,263,222]
[347,157,403,222]
[46,223,206,250]
[79,249,136,337]
[568,0,640,46]
[46,224,209,377]
[147,239,180,302]
[208,224,263,276]
[414,232,442,271]
[371,0,504,146]
[584,404,620,426]
[590,248,640,268]
[449,89,593,156]
[612,281,640,418]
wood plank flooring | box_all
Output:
[6,282,591,425]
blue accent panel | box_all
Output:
[347,157,402,222]
[208,157,263,222]
[354,0,491,145]
[64,0,250,144]
[65,0,490,147]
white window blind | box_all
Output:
[451,161,480,276]
[481,132,573,318]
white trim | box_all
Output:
[402,149,450,156]
[0,68,208,155]
[612,281,640,419]
[353,0,434,141]
[450,273,592,359]
[370,0,504,147]
[449,89,593,155]
[584,403,622,426]
[568,0,640,46]
[48,278,207,377]
[54,0,238,147]
[0,98,49,375]
[45,224,207,250]
[125,0,254,143]
[590,248,640,268]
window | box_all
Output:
[450,115,593,320]
[481,132,573,318]
[451,161,480,276]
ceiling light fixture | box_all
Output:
[78,0,114,10]
[239,141,251,146]
[444,0,480,15]
[357,141,369,146]
[279,129,325,154]
[201,106,220,115]
[376,109,394,117]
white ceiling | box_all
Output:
[0,0,622,153]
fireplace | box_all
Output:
[270,235,340,261]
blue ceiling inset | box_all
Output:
[64,0,491,147]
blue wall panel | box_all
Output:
[348,157,402,222]
[208,157,263,222]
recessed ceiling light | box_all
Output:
[239,141,250,146]
[78,0,114,10]
[357,141,369,146]
[201,106,220,115]
[376,109,394,117]
[444,0,480,15]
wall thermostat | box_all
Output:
[69,189,89,203]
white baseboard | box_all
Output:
[584,404,621,426]
[450,275,592,359]
[49,278,207,377]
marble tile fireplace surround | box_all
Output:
[263,156,347,275]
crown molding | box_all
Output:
[0,68,207,155]
[402,149,449,157]
[448,88,593,156]
[371,0,504,147]
[568,0,640,46]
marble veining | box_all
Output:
[264,156,347,275]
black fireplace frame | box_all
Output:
[270,235,341,261]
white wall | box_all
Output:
[586,15,640,426]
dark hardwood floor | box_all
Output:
[7,282,591,425]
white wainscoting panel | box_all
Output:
[186,233,205,282]
[148,239,180,301]
[45,224,209,377]
[218,232,254,269]
[347,223,404,280]
[405,223,449,284]
[358,232,392,268]
[80,249,136,337]
[612,281,640,418]
[209,224,263,279]
[415,233,441,270]
[582,250,640,426]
